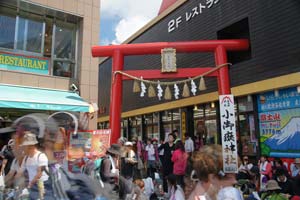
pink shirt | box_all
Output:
[171,149,188,175]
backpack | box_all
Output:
[81,157,105,188]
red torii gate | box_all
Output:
[92,39,249,144]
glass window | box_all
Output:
[54,24,76,60]
[172,109,180,134]
[0,12,16,49]
[16,17,44,53]
[162,111,172,139]
[238,96,253,112]
[153,113,159,139]
[53,61,74,77]
[53,22,76,77]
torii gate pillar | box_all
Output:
[92,39,249,144]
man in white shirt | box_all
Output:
[16,131,54,200]
[145,139,156,179]
[184,135,194,155]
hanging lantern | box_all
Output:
[133,80,140,93]
[199,76,207,91]
[182,82,190,97]
[148,84,156,98]
[164,86,172,100]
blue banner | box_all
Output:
[257,87,300,112]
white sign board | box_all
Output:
[219,95,238,173]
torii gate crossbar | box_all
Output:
[92,39,249,144]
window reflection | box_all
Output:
[54,24,76,60]
[0,12,16,49]
[16,17,43,53]
[194,103,217,146]
[53,61,74,77]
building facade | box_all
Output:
[98,0,300,158]
[0,0,100,129]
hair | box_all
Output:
[167,174,177,190]
[168,133,176,140]
[192,144,223,182]
[274,158,283,166]
[175,140,185,152]
[275,168,285,177]
[134,179,145,190]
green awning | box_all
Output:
[0,84,90,112]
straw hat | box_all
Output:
[266,180,281,191]
[107,144,121,155]
[294,158,300,164]
[20,131,38,146]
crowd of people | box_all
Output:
[0,116,300,200]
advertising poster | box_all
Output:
[257,87,300,157]
[219,95,238,173]
[67,130,111,173]
[68,131,91,173]
[89,129,111,157]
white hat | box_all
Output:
[21,131,38,146]
[125,141,133,146]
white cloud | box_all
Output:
[101,0,163,44]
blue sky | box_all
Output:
[100,0,163,45]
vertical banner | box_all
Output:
[90,129,111,157]
[219,95,238,173]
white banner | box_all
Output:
[219,95,238,173]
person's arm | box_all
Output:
[158,143,165,151]
[0,159,7,174]
[4,169,16,185]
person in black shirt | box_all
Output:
[275,168,294,197]
[158,133,176,193]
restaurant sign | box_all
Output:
[219,95,238,173]
[167,0,221,33]
[0,52,49,75]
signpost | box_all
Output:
[219,95,238,173]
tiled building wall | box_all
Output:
[0,0,100,129]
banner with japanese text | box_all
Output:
[219,95,238,173]
[89,129,111,157]
[67,129,111,173]
[257,87,300,158]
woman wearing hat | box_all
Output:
[260,180,288,200]
[101,144,121,184]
